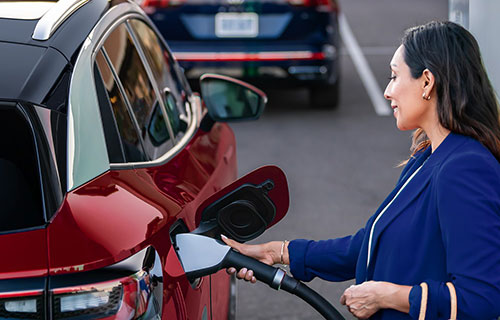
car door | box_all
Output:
[92,15,238,319]
[126,17,238,319]
[93,19,213,320]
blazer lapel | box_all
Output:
[363,133,467,279]
[368,165,432,260]
[354,149,430,282]
[374,147,431,217]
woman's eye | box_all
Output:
[388,76,396,81]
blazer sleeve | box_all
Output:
[288,228,365,282]
[409,152,500,319]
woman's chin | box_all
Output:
[395,119,410,131]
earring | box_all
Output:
[422,92,430,100]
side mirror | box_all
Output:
[194,165,289,242]
[200,74,267,122]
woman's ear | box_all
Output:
[422,69,435,91]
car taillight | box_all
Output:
[287,0,338,12]
[0,248,162,319]
[0,291,44,319]
[51,270,154,319]
[52,284,122,319]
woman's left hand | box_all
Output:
[340,281,388,319]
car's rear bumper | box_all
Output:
[172,46,339,86]
[184,64,336,88]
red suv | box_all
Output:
[0,0,268,319]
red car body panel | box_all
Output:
[0,228,48,280]
[48,170,165,274]
[47,123,236,273]
[210,269,231,317]
[45,122,236,319]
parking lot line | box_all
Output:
[339,13,392,116]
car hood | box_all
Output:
[0,228,48,280]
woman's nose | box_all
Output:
[383,84,391,100]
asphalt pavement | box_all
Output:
[229,0,448,318]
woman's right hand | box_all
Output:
[221,235,288,283]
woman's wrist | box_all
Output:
[266,241,290,265]
[378,282,411,313]
[279,240,289,264]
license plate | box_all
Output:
[215,12,258,38]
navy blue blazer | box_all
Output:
[289,133,500,319]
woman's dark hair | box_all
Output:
[402,21,500,161]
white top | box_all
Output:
[366,162,426,269]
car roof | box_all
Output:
[0,0,108,105]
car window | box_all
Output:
[102,23,173,160]
[0,105,45,232]
[128,19,188,140]
[94,49,147,163]
[148,101,170,146]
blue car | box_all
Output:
[142,0,340,108]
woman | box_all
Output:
[222,21,500,319]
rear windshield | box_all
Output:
[0,104,45,232]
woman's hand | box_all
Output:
[340,281,411,319]
[221,235,286,283]
[340,281,384,319]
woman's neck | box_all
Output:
[425,124,451,152]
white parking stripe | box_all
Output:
[339,14,392,116]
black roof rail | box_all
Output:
[32,0,91,41]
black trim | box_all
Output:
[200,113,215,132]
[0,102,66,228]
[22,103,66,221]
[16,47,69,107]
[169,219,189,249]
[42,68,72,114]
[0,277,46,295]
[93,62,126,163]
